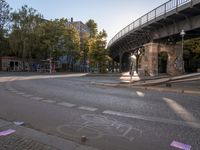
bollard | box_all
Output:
[81,136,87,143]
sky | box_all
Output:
[6,0,167,42]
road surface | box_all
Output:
[0,72,199,150]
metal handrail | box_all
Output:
[108,0,191,47]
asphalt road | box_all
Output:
[0,72,200,150]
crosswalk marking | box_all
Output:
[22,94,33,97]
[57,102,76,107]
[42,100,56,104]
[78,106,98,112]
[31,97,44,101]
[16,92,25,95]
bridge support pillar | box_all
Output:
[111,60,114,73]
[143,42,184,76]
[119,52,123,73]
[143,43,159,76]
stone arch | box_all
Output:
[158,44,182,75]
[158,52,168,73]
[142,42,183,76]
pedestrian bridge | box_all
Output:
[108,0,200,76]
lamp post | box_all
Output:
[180,29,185,73]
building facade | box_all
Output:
[66,18,90,40]
[0,56,22,71]
[63,18,91,72]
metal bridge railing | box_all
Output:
[108,0,191,47]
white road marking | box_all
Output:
[31,97,44,101]
[16,92,25,95]
[57,102,76,107]
[136,91,145,97]
[42,99,56,104]
[163,97,197,122]
[78,106,98,112]
[22,94,33,97]
[103,110,200,129]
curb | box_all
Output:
[85,73,121,77]
[94,82,200,96]
[127,73,200,86]
[131,86,200,96]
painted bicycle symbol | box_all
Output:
[56,114,142,141]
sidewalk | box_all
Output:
[130,73,200,95]
[130,72,200,86]
[0,119,99,150]
[90,72,200,96]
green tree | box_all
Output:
[37,18,80,61]
[80,31,90,69]
[184,38,200,72]
[0,36,10,56]
[85,19,111,73]
[36,19,62,60]
[0,0,11,32]
[0,0,12,56]
[184,38,200,54]
[86,19,97,38]
[64,25,80,60]
[9,5,43,62]
[88,29,111,73]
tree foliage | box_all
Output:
[37,18,80,60]
[0,0,11,31]
[87,25,111,72]
[0,36,10,56]
[1,2,110,73]
[80,32,90,65]
[9,6,80,62]
[184,38,200,72]
[184,38,200,54]
[0,0,11,56]
[86,19,97,38]
[9,5,43,60]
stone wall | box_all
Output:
[141,42,183,76]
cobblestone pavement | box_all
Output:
[0,134,58,150]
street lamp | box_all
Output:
[180,29,185,73]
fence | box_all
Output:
[108,0,191,47]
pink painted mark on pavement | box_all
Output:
[0,129,16,136]
[170,140,191,150]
